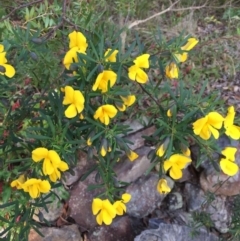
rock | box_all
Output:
[134,223,218,241]
[88,216,135,241]
[28,224,82,241]
[184,183,206,212]
[126,174,174,218]
[167,192,183,211]
[203,195,231,233]
[126,126,155,150]
[63,151,90,187]
[68,172,101,230]
[115,146,152,183]
[33,185,70,222]
[200,141,240,196]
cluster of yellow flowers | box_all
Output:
[61,31,148,127]
[92,193,131,225]
[11,148,69,198]
[165,38,199,79]
[0,44,15,78]
[193,105,240,176]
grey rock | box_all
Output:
[126,174,174,218]
[204,195,231,233]
[68,172,101,230]
[28,224,82,241]
[134,223,218,241]
[115,146,152,183]
[200,139,240,196]
[167,192,183,211]
[184,183,205,212]
[88,216,135,241]
[33,185,70,222]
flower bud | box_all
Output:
[97,64,104,73]
[180,143,191,157]
[30,52,38,61]
[100,138,108,157]
[31,37,43,44]
[156,137,170,157]
[0,65,6,73]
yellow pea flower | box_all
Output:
[92,198,116,225]
[167,109,172,117]
[174,52,188,63]
[133,54,150,68]
[113,193,131,215]
[192,112,224,140]
[68,30,88,52]
[10,175,25,190]
[165,62,178,79]
[120,95,136,107]
[127,150,139,161]
[22,179,51,199]
[32,147,69,180]
[220,147,238,176]
[157,179,171,194]
[224,106,240,140]
[92,70,117,93]
[128,54,150,84]
[156,144,165,157]
[94,105,117,125]
[0,44,16,78]
[62,86,85,118]
[116,103,126,112]
[163,154,192,179]
[104,48,118,62]
[63,47,83,70]
[181,38,199,51]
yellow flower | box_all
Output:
[133,54,150,68]
[48,160,69,182]
[224,106,240,140]
[156,138,170,157]
[120,95,136,107]
[180,143,191,157]
[167,109,172,117]
[127,150,139,161]
[193,112,224,140]
[157,179,171,194]
[113,193,131,215]
[156,144,165,157]
[92,198,116,225]
[163,154,192,179]
[116,103,126,112]
[117,95,136,111]
[87,138,92,146]
[92,70,117,93]
[68,30,88,52]
[32,147,69,181]
[62,86,85,118]
[0,44,16,78]
[165,62,178,79]
[181,38,199,51]
[128,54,150,84]
[10,175,25,190]
[22,178,51,199]
[220,147,238,176]
[63,47,83,70]
[174,52,188,63]
[128,65,148,84]
[94,105,117,125]
[104,48,118,62]
[100,146,107,157]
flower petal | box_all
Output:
[65,104,77,118]
[92,198,103,215]
[63,86,74,105]
[32,147,49,162]
[133,54,150,68]
[2,64,15,78]
[220,159,239,176]
[136,68,148,83]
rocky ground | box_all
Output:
[28,118,240,241]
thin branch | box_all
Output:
[128,0,180,29]
[128,0,208,29]
[0,0,43,22]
